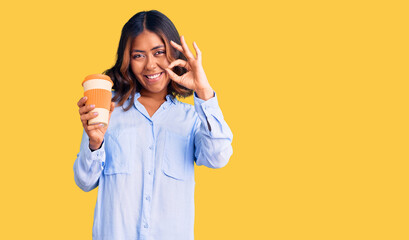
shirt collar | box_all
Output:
[132,92,177,105]
[166,94,177,105]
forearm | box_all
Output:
[73,130,105,192]
[193,92,233,168]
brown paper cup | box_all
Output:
[82,74,113,126]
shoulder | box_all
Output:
[166,97,200,136]
[168,97,198,123]
[173,97,195,112]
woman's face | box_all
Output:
[130,30,171,96]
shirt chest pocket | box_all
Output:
[162,130,189,181]
[104,130,136,175]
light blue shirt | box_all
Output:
[73,91,233,240]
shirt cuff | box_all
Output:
[194,91,225,132]
[86,139,106,169]
[194,91,219,115]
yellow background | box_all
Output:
[0,0,408,239]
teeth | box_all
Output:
[146,73,161,79]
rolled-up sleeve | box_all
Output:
[73,129,105,192]
[193,92,233,168]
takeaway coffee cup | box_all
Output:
[82,74,113,126]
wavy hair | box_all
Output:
[103,10,193,111]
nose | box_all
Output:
[145,55,157,71]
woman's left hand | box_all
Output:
[165,36,214,100]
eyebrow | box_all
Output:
[132,45,165,53]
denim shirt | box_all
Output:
[73,91,233,240]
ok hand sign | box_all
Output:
[165,36,214,101]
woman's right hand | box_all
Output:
[77,96,115,150]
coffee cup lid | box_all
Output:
[82,74,113,86]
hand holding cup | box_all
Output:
[78,74,115,150]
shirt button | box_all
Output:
[148,171,152,175]
[149,122,153,126]
[149,145,153,150]
[146,196,151,201]
[144,224,149,228]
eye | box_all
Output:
[132,54,144,59]
[155,50,166,56]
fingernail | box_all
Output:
[94,112,98,115]
[99,124,105,127]
[90,104,95,108]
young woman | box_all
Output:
[74,10,233,240]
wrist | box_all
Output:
[89,139,103,151]
[195,87,214,101]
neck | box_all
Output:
[140,88,167,102]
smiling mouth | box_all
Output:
[144,72,163,81]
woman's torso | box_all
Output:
[92,92,198,240]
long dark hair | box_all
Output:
[103,10,193,111]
